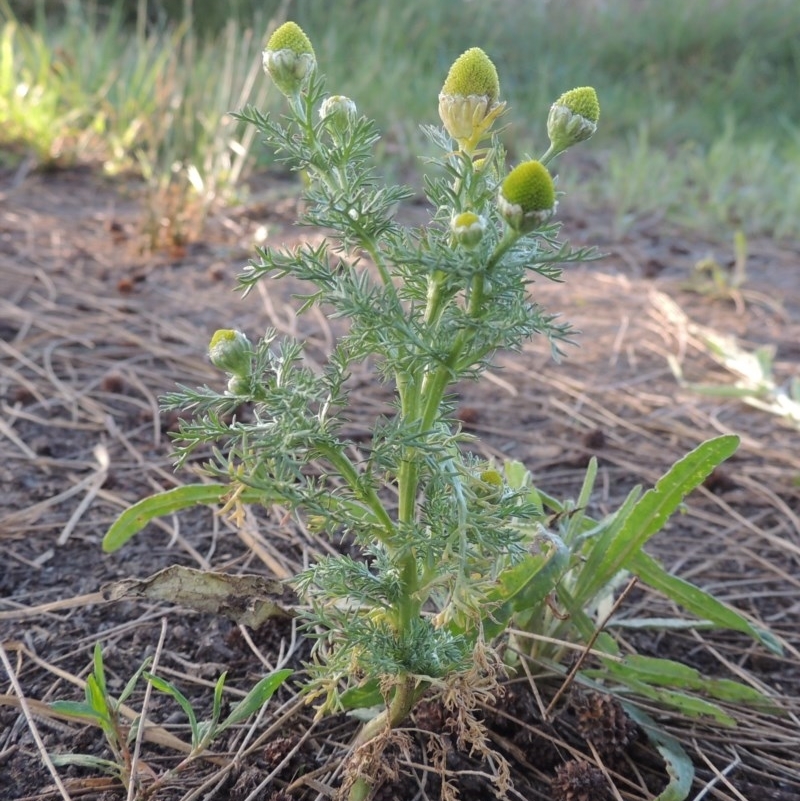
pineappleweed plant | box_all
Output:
[103,21,779,801]
[214,28,603,734]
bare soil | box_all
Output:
[2,167,800,801]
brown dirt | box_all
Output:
[1,167,800,801]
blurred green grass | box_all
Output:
[3,0,799,242]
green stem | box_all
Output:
[354,675,422,748]
[417,269,486,432]
[395,262,452,527]
[424,269,448,327]
[540,143,563,167]
[347,676,425,801]
[316,444,394,537]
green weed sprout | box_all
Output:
[102,23,780,801]
[49,642,290,796]
[49,643,148,786]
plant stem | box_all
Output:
[347,676,423,801]
[316,444,395,536]
[355,675,421,749]
[540,143,561,166]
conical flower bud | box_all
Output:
[498,161,556,233]
[450,211,486,248]
[547,86,599,155]
[438,47,505,153]
[319,94,357,132]
[226,375,251,396]
[209,329,252,377]
[262,21,316,97]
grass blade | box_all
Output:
[145,673,200,747]
[212,671,227,724]
[219,668,292,732]
[48,700,106,725]
[593,654,773,705]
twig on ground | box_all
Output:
[0,641,74,801]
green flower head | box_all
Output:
[262,21,316,97]
[209,329,251,377]
[547,86,599,155]
[450,211,487,248]
[557,86,600,123]
[442,47,499,101]
[438,47,505,154]
[498,161,556,233]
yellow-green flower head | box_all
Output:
[262,21,316,97]
[438,47,505,153]
[450,211,486,248]
[474,467,505,500]
[498,161,556,233]
[319,94,357,131]
[442,47,499,99]
[547,86,599,155]
[480,468,503,488]
[209,329,251,377]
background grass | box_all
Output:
[3,0,799,242]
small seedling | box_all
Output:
[685,229,748,299]
[661,291,800,430]
[144,668,291,758]
[50,642,290,795]
[49,643,150,785]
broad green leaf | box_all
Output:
[340,680,383,711]
[145,673,199,746]
[595,655,773,706]
[102,483,269,552]
[569,484,641,606]
[482,533,569,639]
[102,482,373,552]
[624,705,694,801]
[504,460,531,491]
[576,435,739,605]
[629,549,782,654]
[613,676,736,725]
[219,668,292,731]
[561,456,598,544]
